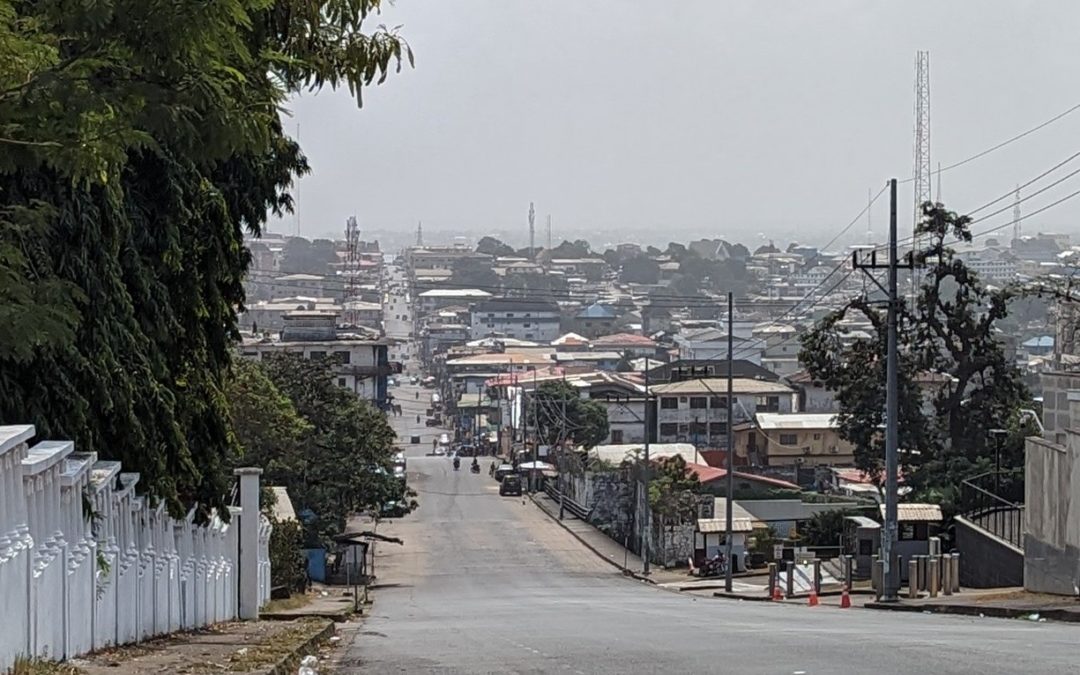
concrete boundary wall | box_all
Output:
[0,425,271,670]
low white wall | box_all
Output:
[0,425,271,670]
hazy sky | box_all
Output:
[272,1,1080,248]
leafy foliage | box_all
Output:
[0,0,411,514]
[475,235,515,257]
[798,509,852,547]
[268,517,308,594]
[258,353,415,543]
[527,380,610,450]
[646,455,701,523]
[800,202,1031,511]
[280,237,339,275]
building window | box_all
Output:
[709,422,726,436]
[660,423,678,436]
[660,397,679,409]
[710,396,727,409]
[690,422,707,437]
[779,433,798,445]
[678,423,689,434]
[611,429,624,443]
[526,333,535,339]
[309,351,326,361]
[523,323,531,328]
[756,395,780,412]
[813,432,822,440]
[337,377,347,387]
[506,313,515,318]
[689,396,707,409]
[334,350,351,364]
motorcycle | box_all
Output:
[453,457,460,471]
[470,462,480,474]
[694,554,727,578]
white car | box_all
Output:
[433,445,446,456]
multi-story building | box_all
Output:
[469,298,561,342]
[732,413,855,467]
[239,310,399,406]
[417,289,493,317]
[649,378,797,446]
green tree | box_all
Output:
[449,255,500,290]
[800,202,1032,512]
[0,0,411,514]
[280,237,339,275]
[260,353,415,542]
[620,255,661,284]
[476,236,515,257]
[647,455,701,523]
[528,380,609,449]
[799,509,852,547]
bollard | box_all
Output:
[871,554,880,593]
[786,560,795,599]
[812,559,822,594]
[895,554,903,594]
[928,557,940,598]
[768,562,777,597]
[942,554,953,596]
[918,555,927,591]
[908,559,919,599]
[951,553,961,593]
[874,559,885,601]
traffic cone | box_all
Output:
[808,589,819,607]
[839,587,851,609]
[772,585,784,601]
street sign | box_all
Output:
[773,544,784,560]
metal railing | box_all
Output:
[542,482,590,521]
[960,471,1024,549]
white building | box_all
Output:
[239,311,397,405]
[649,378,798,445]
[673,327,764,364]
[469,298,561,342]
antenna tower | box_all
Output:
[546,214,552,251]
[528,202,536,258]
[913,51,932,239]
[416,220,423,246]
[344,216,360,325]
[1012,186,1022,243]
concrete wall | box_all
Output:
[0,426,271,671]
[1023,432,1080,595]
[954,516,1024,588]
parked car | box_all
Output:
[499,474,523,496]
[380,500,407,518]
[494,464,516,482]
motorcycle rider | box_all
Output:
[453,455,460,471]
[471,457,480,472]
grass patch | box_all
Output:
[261,593,313,613]
[223,619,329,672]
[8,657,83,675]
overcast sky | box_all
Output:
[272,1,1080,248]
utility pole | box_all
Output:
[559,373,567,520]
[528,202,536,260]
[724,292,735,593]
[642,357,651,576]
[531,367,539,492]
[852,179,913,602]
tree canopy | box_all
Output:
[800,202,1032,512]
[527,380,610,450]
[476,236,515,257]
[0,0,411,515]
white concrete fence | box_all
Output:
[0,425,271,671]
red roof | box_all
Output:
[592,333,657,347]
[684,462,800,490]
[833,467,905,485]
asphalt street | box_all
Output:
[331,264,1079,674]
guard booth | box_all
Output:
[844,515,881,579]
[886,503,944,582]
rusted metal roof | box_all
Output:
[880,503,943,522]
[697,518,755,533]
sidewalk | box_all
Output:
[864,587,1080,622]
[70,617,334,675]
[529,492,687,585]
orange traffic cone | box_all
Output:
[839,587,851,609]
[772,585,784,601]
[808,588,819,607]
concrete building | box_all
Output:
[673,328,764,364]
[417,288,493,317]
[591,333,660,358]
[239,311,398,405]
[732,413,855,467]
[571,303,619,339]
[469,298,561,342]
[649,378,797,446]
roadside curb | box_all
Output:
[266,619,336,675]
[527,492,657,585]
[863,601,1080,623]
[262,609,353,622]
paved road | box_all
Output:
[334,457,1079,674]
[338,263,1079,673]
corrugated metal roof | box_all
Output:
[755,413,838,430]
[881,503,943,522]
[844,515,880,528]
[651,378,795,396]
[697,518,754,533]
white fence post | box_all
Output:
[0,425,273,668]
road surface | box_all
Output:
[333,459,1078,674]
[336,264,1079,673]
